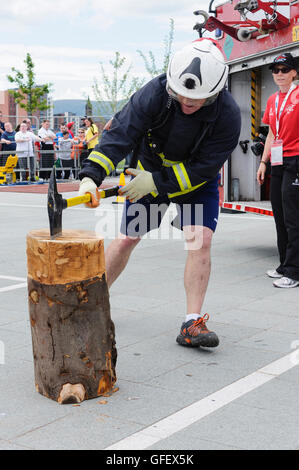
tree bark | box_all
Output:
[26,229,117,404]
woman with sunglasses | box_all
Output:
[71,128,89,171]
[257,53,299,288]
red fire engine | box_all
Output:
[193,1,299,215]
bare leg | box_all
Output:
[105,235,141,288]
[177,225,219,348]
[183,226,213,314]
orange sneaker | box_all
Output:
[176,314,219,348]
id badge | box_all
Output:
[271,140,283,166]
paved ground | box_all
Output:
[0,178,299,450]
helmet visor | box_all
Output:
[166,81,219,107]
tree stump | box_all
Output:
[26,229,117,404]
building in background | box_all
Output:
[85,96,93,117]
[0,88,52,131]
[46,96,54,130]
[0,90,27,128]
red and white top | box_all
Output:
[262,84,299,157]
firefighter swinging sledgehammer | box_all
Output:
[78,39,241,349]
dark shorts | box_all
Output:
[120,176,219,238]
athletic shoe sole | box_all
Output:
[273,281,299,288]
[267,270,283,278]
[176,332,219,348]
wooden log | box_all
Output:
[26,229,117,404]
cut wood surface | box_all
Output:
[26,229,117,404]
[27,229,106,285]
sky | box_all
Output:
[0,0,214,101]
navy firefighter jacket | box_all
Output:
[79,74,241,203]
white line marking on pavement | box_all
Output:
[0,283,27,293]
[0,275,26,282]
[0,203,45,208]
[105,352,299,450]
[0,275,27,293]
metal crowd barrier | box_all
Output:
[0,149,85,183]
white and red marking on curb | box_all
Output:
[221,202,273,217]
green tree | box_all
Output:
[137,18,174,78]
[7,53,52,116]
[92,51,145,121]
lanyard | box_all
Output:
[275,83,296,139]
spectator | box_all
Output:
[13,122,22,179]
[38,120,56,180]
[67,122,75,138]
[53,124,69,178]
[58,130,74,179]
[72,128,88,171]
[15,122,43,182]
[0,111,5,135]
[257,52,299,288]
[0,122,16,165]
[23,118,32,132]
[34,140,41,178]
[23,118,41,179]
[84,117,99,155]
[54,123,72,147]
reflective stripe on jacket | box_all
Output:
[87,150,115,175]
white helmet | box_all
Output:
[167,39,228,100]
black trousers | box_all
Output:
[79,150,89,168]
[40,143,54,180]
[60,159,74,179]
[270,155,299,280]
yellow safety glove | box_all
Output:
[119,168,157,203]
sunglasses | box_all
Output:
[272,67,292,74]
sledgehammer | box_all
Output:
[47,167,120,238]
